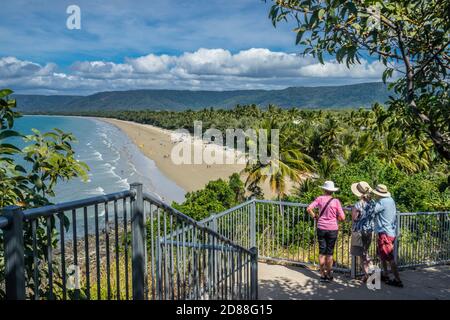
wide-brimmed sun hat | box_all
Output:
[351,181,373,197]
[372,184,391,198]
[320,180,339,192]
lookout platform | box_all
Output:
[258,263,450,300]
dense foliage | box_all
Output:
[0,89,89,298]
[172,173,246,221]
[134,102,450,215]
[94,103,444,171]
[0,90,89,207]
[15,82,390,112]
[287,157,449,212]
[267,0,450,159]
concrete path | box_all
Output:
[258,262,450,300]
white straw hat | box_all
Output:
[372,184,391,198]
[351,181,373,197]
[320,181,339,192]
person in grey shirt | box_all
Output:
[373,184,403,288]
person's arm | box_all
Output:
[351,206,360,222]
[336,201,346,222]
[373,201,383,215]
[306,199,319,220]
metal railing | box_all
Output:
[142,189,257,300]
[0,183,258,300]
[201,199,352,273]
[202,199,450,276]
[1,191,448,300]
[396,211,450,269]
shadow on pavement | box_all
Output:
[258,263,450,300]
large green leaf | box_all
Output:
[0,130,21,140]
[0,89,13,98]
[0,143,21,154]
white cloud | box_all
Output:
[72,61,133,79]
[0,57,56,79]
[0,49,386,94]
[173,48,316,78]
[127,54,174,74]
[299,59,385,78]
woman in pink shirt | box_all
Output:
[306,181,345,282]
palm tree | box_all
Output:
[375,128,432,173]
[315,156,341,180]
[243,118,315,199]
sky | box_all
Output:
[0,0,385,95]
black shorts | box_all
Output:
[317,229,338,256]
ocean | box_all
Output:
[13,115,186,205]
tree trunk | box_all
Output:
[406,76,450,160]
[400,31,450,161]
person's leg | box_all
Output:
[362,257,370,280]
[362,232,372,279]
[319,254,326,277]
[387,236,401,283]
[385,247,403,287]
[378,233,390,280]
[325,255,333,276]
[325,230,338,280]
[381,260,389,278]
[389,259,401,282]
[317,229,327,279]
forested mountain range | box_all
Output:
[14,82,391,112]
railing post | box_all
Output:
[211,215,217,232]
[394,211,400,264]
[250,247,258,300]
[210,215,218,298]
[250,199,256,248]
[2,206,26,300]
[350,215,357,279]
[350,255,356,279]
[130,183,147,300]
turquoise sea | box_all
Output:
[14,115,186,205]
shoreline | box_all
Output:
[22,115,187,204]
[96,117,247,193]
[22,114,297,200]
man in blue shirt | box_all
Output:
[373,184,403,288]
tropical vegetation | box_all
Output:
[15,82,390,112]
[267,0,450,160]
[128,102,450,214]
[0,89,89,298]
[169,0,449,215]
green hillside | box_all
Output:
[14,82,392,112]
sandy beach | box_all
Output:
[98,118,247,193]
[97,118,296,199]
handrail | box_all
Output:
[254,199,307,207]
[23,190,135,220]
[0,186,258,301]
[399,211,450,216]
[200,199,255,224]
[255,199,354,211]
[143,192,253,255]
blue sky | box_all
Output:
[0,0,384,94]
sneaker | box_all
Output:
[320,276,329,283]
[326,274,334,282]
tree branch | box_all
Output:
[413,40,450,79]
